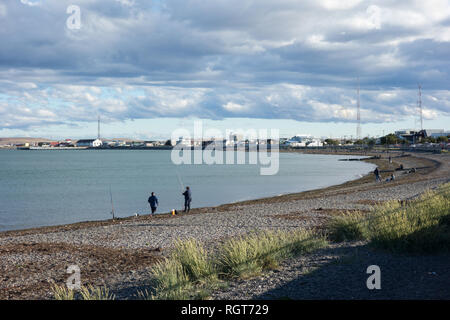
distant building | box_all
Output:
[307,139,323,147]
[76,139,96,147]
[395,129,448,143]
[395,130,419,143]
[130,141,144,148]
[144,141,157,147]
[286,135,323,147]
[92,139,103,147]
[175,137,193,147]
[423,129,449,138]
[430,131,450,138]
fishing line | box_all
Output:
[176,166,185,191]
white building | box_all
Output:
[286,135,323,147]
[92,139,103,147]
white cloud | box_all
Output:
[319,0,362,11]
[0,4,7,17]
[20,0,40,7]
[223,102,247,112]
[0,0,449,131]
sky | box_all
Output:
[0,0,449,140]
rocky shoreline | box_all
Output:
[0,151,449,299]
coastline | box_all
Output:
[0,150,437,238]
[0,152,374,237]
[0,150,448,299]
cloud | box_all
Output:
[0,0,449,131]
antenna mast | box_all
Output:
[356,78,361,140]
[97,115,101,139]
[418,84,423,131]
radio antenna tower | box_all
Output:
[97,115,101,139]
[418,84,423,131]
[356,78,361,139]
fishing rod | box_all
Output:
[109,185,115,220]
[176,167,185,191]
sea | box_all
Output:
[0,149,375,231]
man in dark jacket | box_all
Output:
[374,167,381,182]
[182,186,192,213]
[148,192,158,215]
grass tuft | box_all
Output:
[150,258,192,300]
[51,284,75,300]
[216,230,327,279]
[327,210,369,242]
[327,183,450,253]
[171,239,216,283]
[148,230,327,299]
[79,285,115,300]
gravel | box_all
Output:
[0,177,446,251]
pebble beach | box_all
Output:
[1,151,449,299]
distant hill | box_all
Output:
[106,138,145,142]
[0,137,151,146]
[0,137,56,145]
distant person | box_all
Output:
[148,192,158,215]
[182,186,192,213]
[374,167,381,182]
[390,174,395,181]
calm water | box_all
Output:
[0,150,375,231]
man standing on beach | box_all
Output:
[182,186,192,213]
[148,192,158,215]
[374,167,381,182]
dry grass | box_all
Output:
[147,239,217,300]
[51,284,115,300]
[327,183,450,253]
[51,284,75,300]
[145,230,327,299]
[216,230,327,279]
[80,285,115,300]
